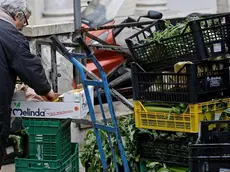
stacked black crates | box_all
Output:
[127,13,230,169]
[137,132,197,167]
[189,120,230,172]
[126,13,230,104]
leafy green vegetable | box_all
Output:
[224,108,230,115]
[8,129,26,153]
[9,135,23,153]
[145,162,190,172]
[145,106,172,113]
[140,16,224,62]
[145,21,190,44]
[80,114,140,172]
[144,103,188,115]
[81,112,195,172]
[202,102,228,113]
[143,102,178,108]
[147,162,165,172]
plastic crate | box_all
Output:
[134,98,230,133]
[189,143,230,172]
[3,133,28,165]
[126,13,230,72]
[15,143,79,172]
[198,120,230,144]
[22,118,71,161]
[137,133,196,167]
[189,120,230,172]
[131,59,230,104]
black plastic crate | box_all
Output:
[198,120,230,144]
[189,143,230,172]
[2,134,29,165]
[131,59,230,103]
[126,13,230,72]
[163,13,223,26]
[137,133,196,167]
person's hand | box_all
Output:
[44,89,55,101]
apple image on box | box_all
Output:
[13,102,22,116]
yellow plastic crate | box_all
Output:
[134,98,230,133]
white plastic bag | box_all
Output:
[14,84,46,102]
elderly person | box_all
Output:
[0,0,55,167]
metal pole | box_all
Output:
[73,0,82,86]
[74,0,81,30]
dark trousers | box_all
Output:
[0,105,11,169]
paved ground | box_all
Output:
[1,164,14,172]
[1,163,85,172]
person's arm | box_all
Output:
[11,40,52,96]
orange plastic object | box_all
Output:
[86,50,124,77]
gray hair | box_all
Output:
[0,0,31,16]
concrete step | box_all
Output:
[136,0,168,6]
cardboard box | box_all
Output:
[63,86,94,105]
[11,86,94,119]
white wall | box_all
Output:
[167,0,217,14]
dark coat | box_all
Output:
[0,19,51,165]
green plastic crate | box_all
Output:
[15,143,79,172]
[22,118,71,161]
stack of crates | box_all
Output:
[15,118,79,172]
[189,120,230,172]
[126,12,230,133]
[125,12,230,167]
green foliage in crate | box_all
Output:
[81,114,192,172]
[140,160,190,172]
[80,114,141,172]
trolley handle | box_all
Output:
[50,35,70,58]
[74,36,92,56]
